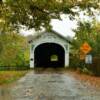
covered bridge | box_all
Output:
[29,30,70,68]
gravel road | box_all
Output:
[0,68,100,100]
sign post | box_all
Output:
[80,42,92,61]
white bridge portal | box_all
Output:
[29,30,70,68]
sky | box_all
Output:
[20,13,100,37]
[20,16,78,37]
[51,13,100,37]
[50,16,77,37]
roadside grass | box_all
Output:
[0,71,28,85]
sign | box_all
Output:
[80,42,92,54]
[85,54,92,64]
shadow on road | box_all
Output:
[33,67,67,74]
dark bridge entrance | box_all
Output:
[34,43,65,67]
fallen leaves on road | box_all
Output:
[68,70,100,89]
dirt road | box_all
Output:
[0,68,100,100]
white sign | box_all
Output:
[85,54,92,64]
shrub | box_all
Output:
[69,54,81,69]
[90,57,100,76]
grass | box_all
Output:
[0,71,28,85]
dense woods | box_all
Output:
[0,32,29,69]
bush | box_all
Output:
[69,54,80,69]
[90,57,100,76]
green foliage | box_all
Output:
[69,54,80,69]
[72,21,100,76]
[73,22,92,49]
[0,0,100,31]
[73,21,100,55]
[0,32,29,68]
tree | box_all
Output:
[0,32,29,67]
[73,21,100,56]
[0,0,100,31]
[71,21,100,75]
